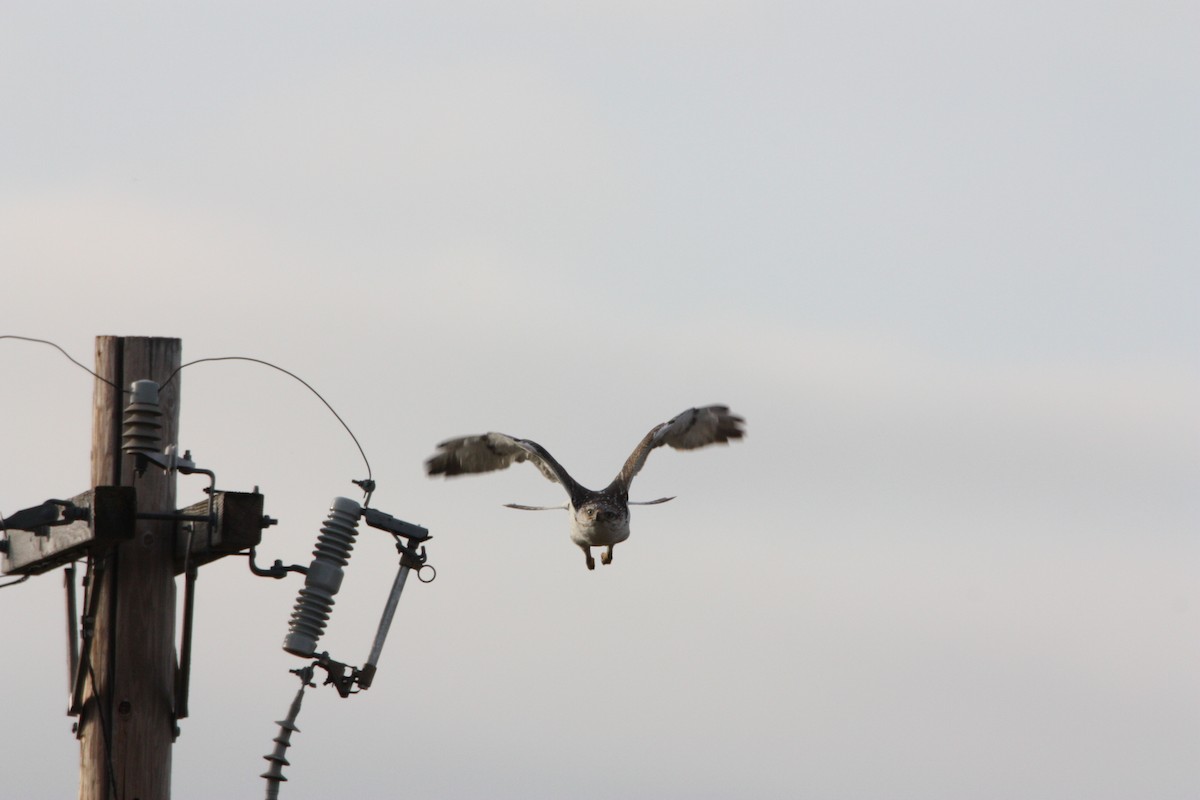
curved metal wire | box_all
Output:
[0,335,122,390]
[162,356,372,484]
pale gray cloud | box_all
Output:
[2,3,1197,799]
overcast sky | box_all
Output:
[2,3,1198,799]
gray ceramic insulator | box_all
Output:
[121,379,164,455]
[282,496,362,657]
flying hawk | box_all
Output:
[425,405,745,569]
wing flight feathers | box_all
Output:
[611,405,745,491]
[427,406,743,500]
[425,432,582,495]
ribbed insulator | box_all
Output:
[282,496,362,657]
[261,676,310,800]
[121,380,164,455]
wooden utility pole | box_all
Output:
[80,336,181,800]
[1,335,271,796]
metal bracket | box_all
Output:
[247,546,308,579]
[2,487,136,576]
[2,499,89,533]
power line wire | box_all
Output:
[0,335,122,390]
[164,356,372,483]
[2,338,372,485]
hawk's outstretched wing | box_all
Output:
[609,405,745,492]
[425,432,583,497]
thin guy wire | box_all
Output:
[86,659,121,799]
[80,555,121,800]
